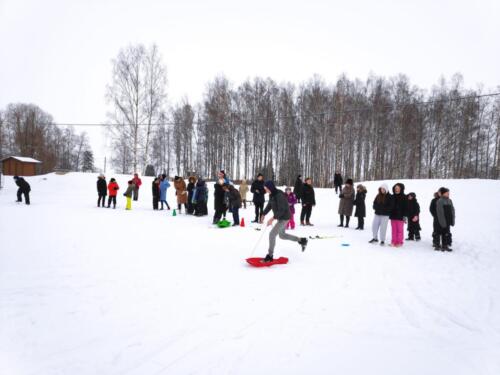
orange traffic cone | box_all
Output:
[240,217,245,227]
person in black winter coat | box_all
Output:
[14,176,31,205]
[333,171,343,195]
[435,187,455,251]
[293,175,303,203]
[213,179,227,224]
[251,173,265,222]
[152,177,160,210]
[429,191,441,249]
[193,179,208,216]
[259,180,308,262]
[389,183,408,247]
[223,183,242,226]
[186,176,197,214]
[300,177,316,225]
[96,174,107,207]
[406,192,421,241]
[354,184,367,230]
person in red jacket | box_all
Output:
[132,173,142,201]
[107,178,119,208]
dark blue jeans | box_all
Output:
[231,207,240,225]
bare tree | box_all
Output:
[106,43,167,173]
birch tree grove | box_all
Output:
[104,57,499,184]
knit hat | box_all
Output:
[346,178,354,185]
[13,175,19,180]
[408,192,416,199]
[379,183,389,193]
[439,187,449,195]
[264,180,277,193]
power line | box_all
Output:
[50,92,500,128]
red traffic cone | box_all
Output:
[240,217,245,227]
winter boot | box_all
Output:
[301,220,305,226]
[380,241,385,246]
[306,222,314,226]
[263,254,273,262]
[338,215,344,227]
[369,239,378,244]
[344,217,350,228]
[299,237,308,252]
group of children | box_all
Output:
[333,179,456,251]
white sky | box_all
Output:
[1,0,499,167]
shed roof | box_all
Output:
[1,156,42,163]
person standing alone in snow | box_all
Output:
[406,192,421,241]
[435,187,455,251]
[300,177,316,225]
[107,178,119,208]
[13,176,31,205]
[260,181,308,262]
[97,174,107,208]
[131,173,142,201]
[333,171,343,195]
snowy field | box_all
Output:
[1,173,500,375]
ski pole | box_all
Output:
[250,222,269,257]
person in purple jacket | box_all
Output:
[285,187,298,229]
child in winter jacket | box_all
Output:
[97,174,107,207]
[370,183,392,245]
[429,191,441,249]
[338,178,355,228]
[159,175,171,210]
[107,178,119,208]
[354,184,367,230]
[389,183,408,247]
[406,192,421,241]
[223,183,242,226]
[285,187,297,229]
[435,187,455,251]
[124,180,135,210]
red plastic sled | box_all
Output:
[246,257,289,267]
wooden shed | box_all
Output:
[1,156,42,176]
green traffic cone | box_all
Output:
[172,209,177,216]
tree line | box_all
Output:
[0,103,94,173]
[107,44,500,186]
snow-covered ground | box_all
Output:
[1,173,499,375]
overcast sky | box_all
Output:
[1,0,499,166]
